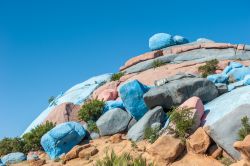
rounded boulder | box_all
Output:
[149,33,174,50]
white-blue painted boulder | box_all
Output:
[41,122,86,159]
[203,86,250,159]
[149,33,175,51]
[1,152,26,165]
[23,74,112,135]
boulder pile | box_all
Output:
[3,33,250,166]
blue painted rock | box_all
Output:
[23,74,112,135]
[196,38,214,43]
[227,67,250,82]
[207,74,228,84]
[173,35,189,45]
[96,108,131,136]
[149,33,174,51]
[119,80,150,120]
[127,106,166,141]
[41,122,86,159]
[1,152,26,165]
[103,100,125,113]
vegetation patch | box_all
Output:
[87,120,99,133]
[218,157,235,166]
[144,126,160,143]
[111,72,124,81]
[0,121,55,156]
[96,150,155,166]
[152,59,166,69]
[198,59,219,77]
[78,99,105,122]
[167,107,194,142]
[238,116,250,141]
[22,121,55,152]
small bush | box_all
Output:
[111,72,124,81]
[87,120,99,133]
[144,126,160,143]
[48,96,55,104]
[78,99,105,122]
[22,121,55,152]
[95,150,155,166]
[218,157,234,166]
[152,60,165,69]
[238,116,250,141]
[0,137,26,156]
[198,59,219,77]
[130,141,138,149]
[167,107,194,142]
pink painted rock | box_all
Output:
[97,89,118,101]
[43,102,83,125]
[119,50,163,71]
[237,44,245,50]
[119,73,137,83]
[92,81,120,101]
[215,70,222,74]
[179,96,204,130]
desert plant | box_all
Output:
[22,121,55,152]
[152,60,165,69]
[111,72,124,81]
[198,59,219,77]
[238,116,250,141]
[48,96,55,104]
[167,107,194,142]
[95,150,155,166]
[0,137,26,156]
[78,99,105,122]
[218,157,234,166]
[87,120,99,133]
[144,126,160,143]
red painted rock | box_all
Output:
[120,50,163,71]
[179,96,204,130]
[92,81,120,101]
[43,102,82,125]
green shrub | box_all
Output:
[198,59,219,77]
[48,96,55,104]
[167,107,194,142]
[78,99,105,122]
[238,116,250,141]
[0,137,26,156]
[218,157,234,166]
[111,72,124,81]
[130,141,138,149]
[152,60,165,69]
[95,150,155,166]
[144,126,160,143]
[22,121,55,152]
[87,120,99,133]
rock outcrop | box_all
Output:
[143,77,218,110]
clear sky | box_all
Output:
[0,0,250,139]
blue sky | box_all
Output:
[0,0,250,139]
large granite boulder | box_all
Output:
[127,106,166,141]
[92,81,119,101]
[149,33,174,50]
[144,77,218,110]
[41,122,86,159]
[119,80,150,120]
[43,102,82,125]
[96,108,132,136]
[204,87,250,160]
[1,152,26,165]
[23,74,112,135]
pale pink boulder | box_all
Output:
[43,102,83,125]
[179,96,205,130]
[92,81,120,101]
